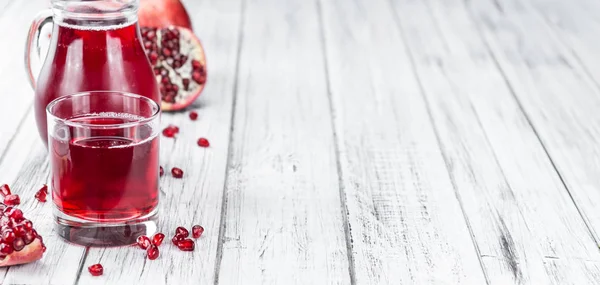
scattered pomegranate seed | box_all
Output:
[171,167,184,178]
[136,235,151,250]
[172,235,184,245]
[192,225,204,238]
[160,166,164,177]
[189,111,198,120]
[162,125,180,138]
[175,226,189,238]
[147,245,159,260]
[152,233,165,246]
[177,239,195,251]
[4,195,20,206]
[35,185,48,202]
[0,185,10,197]
[197,138,210,148]
[88,263,103,276]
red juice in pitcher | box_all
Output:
[50,114,159,221]
[34,22,159,144]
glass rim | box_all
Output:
[46,91,160,129]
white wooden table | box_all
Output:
[2,0,600,283]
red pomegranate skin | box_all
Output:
[138,0,193,30]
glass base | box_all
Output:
[55,207,158,247]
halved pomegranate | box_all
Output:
[139,0,193,30]
[141,26,207,111]
[0,204,45,267]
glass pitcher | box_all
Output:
[25,0,160,145]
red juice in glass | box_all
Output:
[47,91,160,246]
[31,1,159,145]
[50,116,159,221]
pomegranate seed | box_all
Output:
[197,138,210,148]
[172,235,184,245]
[14,225,27,237]
[192,70,206,84]
[0,242,12,255]
[13,238,24,251]
[35,186,47,202]
[147,245,159,260]
[176,239,195,251]
[0,184,10,196]
[171,168,184,178]
[160,166,164,177]
[189,111,198,121]
[23,232,35,245]
[8,208,23,221]
[2,230,15,243]
[192,225,204,239]
[175,226,189,238]
[136,235,151,250]
[162,126,177,138]
[88,264,103,276]
[23,220,33,230]
[152,233,165,246]
[4,195,20,206]
[192,59,202,69]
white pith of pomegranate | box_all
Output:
[0,204,45,267]
[141,26,207,111]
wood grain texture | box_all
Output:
[0,0,47,168]
[390,0,600,283]
[76,0,244,284]
[318,0,487,283]
[216,0,351,283]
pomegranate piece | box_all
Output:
[160,166,164,177]
[192,225,204,238]
[152,233,165,246]
[138,0,193,30]
[197,138,210,148]
[147,245,160,260]
[176,239,195,251]
[4,195,20,206]
[136,235,151,250]
[0,185,11,197]
[189,111,198,120]
[175,226,189,238]
[34,185,48,203]
[141,26,207,111]
[171,167,184,178]
[88,263,104,276]
[0,203,45,267]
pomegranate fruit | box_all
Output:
[192,225,204,238]
[197,138,210,148]
[0,204,45,267]
[139,0,192,30]
[141,26,207,111]
[171,168,184,178]
[0,185,10,197]
[88,263,103,276]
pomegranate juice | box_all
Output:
[50,115,159,221]
[35,23,160,145]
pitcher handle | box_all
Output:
[25,10,53,90]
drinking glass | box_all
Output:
[46,91,160,246]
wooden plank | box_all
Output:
[0,0,47,166]
[389,0,600,283]
[76,0,244,284]
[464,0,600,283]
[215,0,351,283]
[0,112,86,284]
[318,0,487,283]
